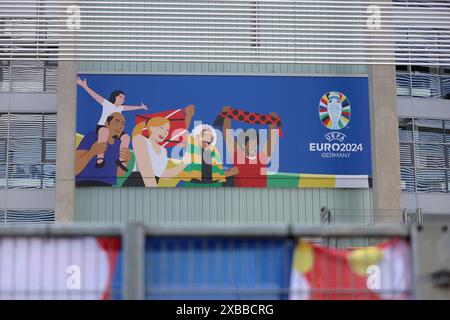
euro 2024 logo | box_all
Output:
[319,91,351,143]
[310,91,363,157]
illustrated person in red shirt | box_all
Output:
[221,106,280,188]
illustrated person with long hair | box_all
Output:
[123,105,195,187]
[77,77,148,171]
[124,117,189,187]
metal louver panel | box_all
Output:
[0,113,6,190]
[42,163,55,188]
[399,117,450,194]
[0,61,57,93]
[411,73,442,98]
[1,0,450,65]
[43,113,57,138]
[8,139,42,164]
[7,163,42,189]
[414,119,444,143]
[43,139,56,161]
[396,73,411,96]
[400,143,414,166]
[445,120,450,142]
[5,209,55,224]
[0,164,5,188]
[400,167,415,192]
[398,117,413,142]
[415,144,445,168]
[0,62,11,92]
[416,168,447,192]
[445,146,450,168]
[0,113,57,190]
[8,113,43,138]
[0,139,6,162]
[0,113,8,136]
[44,65,58,92]
[442,76,450,99]
[11,62,45,92]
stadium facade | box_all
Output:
[0,0,449,224]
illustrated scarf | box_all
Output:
[212,107,282,136]
[181,136,226,182]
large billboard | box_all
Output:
[76,74,371,188]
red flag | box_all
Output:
[289,239,411,300]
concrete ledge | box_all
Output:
[0,190,55,209]
[403,192,450,214]
[0,93,57,112]
[398,97,450,119]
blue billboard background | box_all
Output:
[76,74,371,176]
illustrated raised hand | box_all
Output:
[185,104,195,116]
[77,77,88,88]
[222,106,231,113]
[269,112,280,120]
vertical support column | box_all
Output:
[55,60,77,222]
[369,65,402,223]
[411,224,450,299]
[55,1,78,222]
[368,0,402,223]
[122,223,145,300]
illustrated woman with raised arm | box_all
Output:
[77,77,148,171]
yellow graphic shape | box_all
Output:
[340,117,349,125]
[75,133,84,148]
[347,247,384,276]
[293,241,314,274]
[157,158,184,187]
[299,174,336,188]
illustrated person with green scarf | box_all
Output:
[182,124,238,186]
